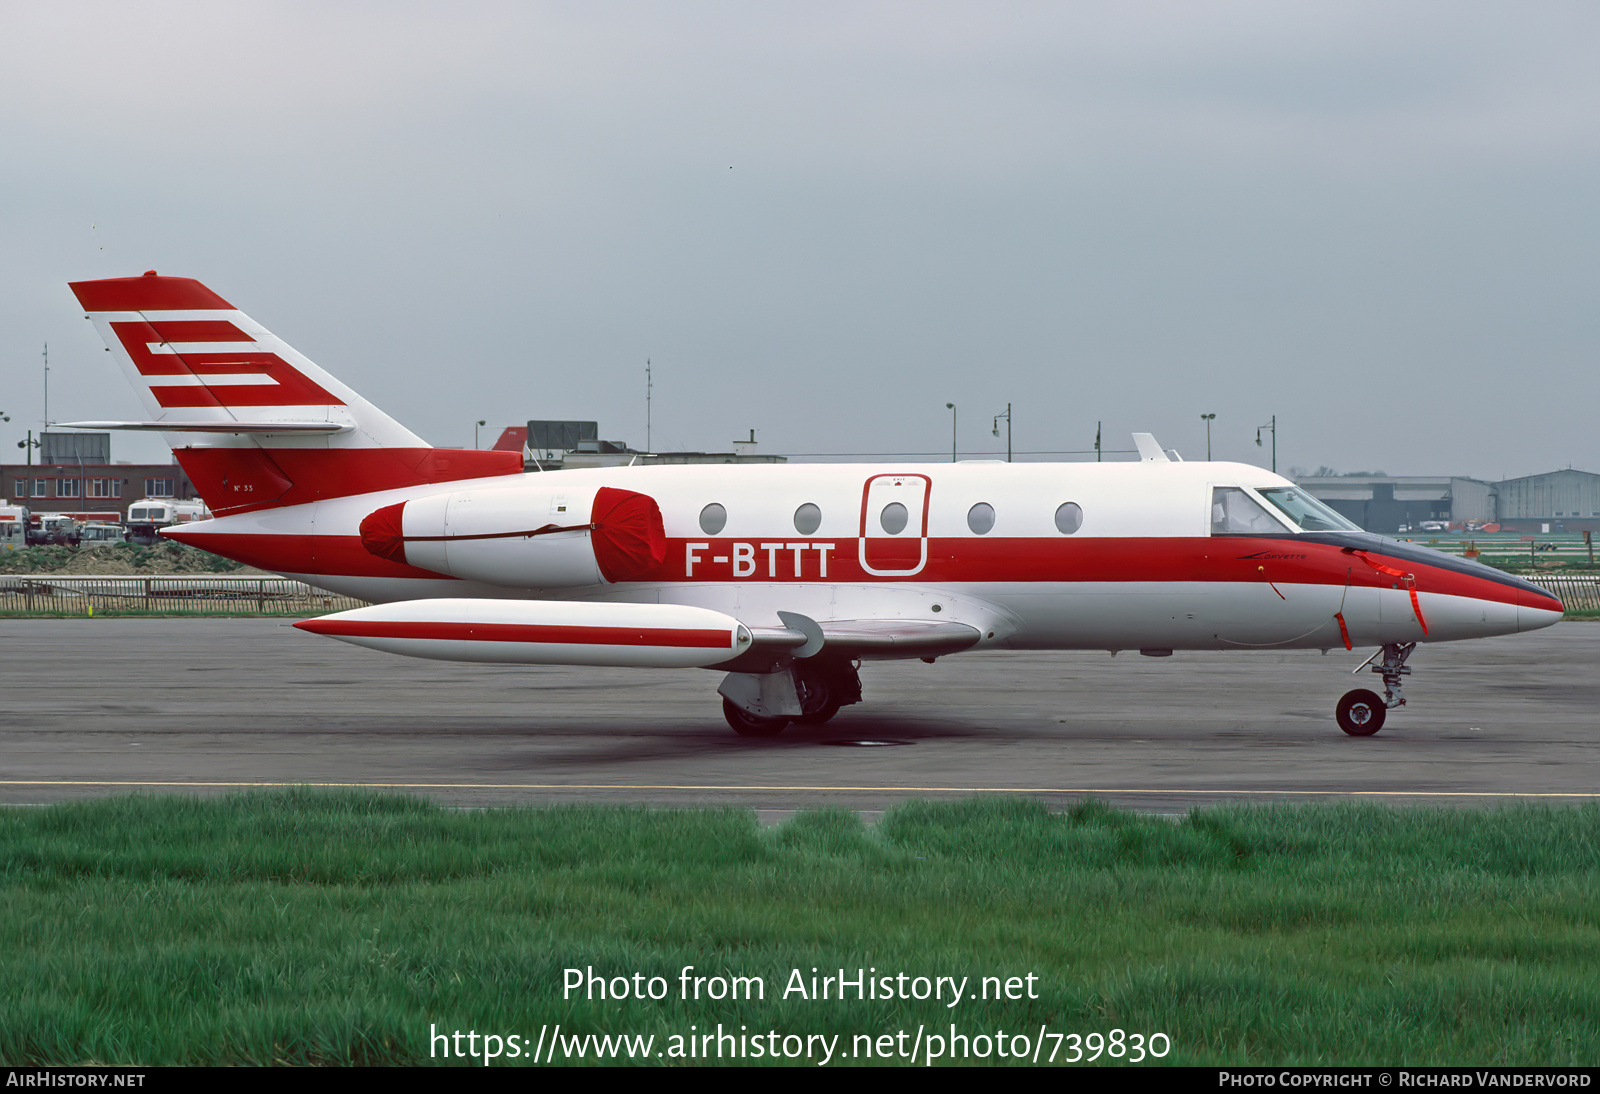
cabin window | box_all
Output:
[1211,487,1288,534]
[1054,502,1083,535]
[879,502,908,535]
[1256,487,1362,532]
[793,503,821,535]
[967,502,995,535]
[698,503,727,535]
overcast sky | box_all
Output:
[2,1,1596,480]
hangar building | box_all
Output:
[1297,469,1600,534]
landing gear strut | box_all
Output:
[1336,642,1415,737]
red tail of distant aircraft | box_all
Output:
[65,272,1564,736]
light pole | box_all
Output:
[946,403,957,462]
[992,404,1012,462]
[474,420,487,449]
[1200,413,1215,461]
[1255,415,1276,473]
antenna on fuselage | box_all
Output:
[645,359,652,453]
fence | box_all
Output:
[0,575,368,616]
[1528,575,1600,612]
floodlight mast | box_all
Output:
[992,403,1012,462]
[1255,415,1276,473]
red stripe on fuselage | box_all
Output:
[167,527,1561,611]
[295,619,731,648]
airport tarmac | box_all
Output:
[1,618,1596,811]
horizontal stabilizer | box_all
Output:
[59,420,353,434]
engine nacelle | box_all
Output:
[360,485,666,588]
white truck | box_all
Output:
[0,504,29,551]
[125,499,210,544]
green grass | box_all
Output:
[2,793,1597,1066]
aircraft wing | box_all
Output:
[746,617,981,661]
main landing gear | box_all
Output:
[1336,642,1415,737]
[722,697,789,737]
[720,661,863,737]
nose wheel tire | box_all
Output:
[722,697,789,737]
[1336,689,1387,736]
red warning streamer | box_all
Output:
[1354,552,1429,636]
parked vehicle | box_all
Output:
[125,499,210,544]
[30,514,83,547]
[77,522,127,548]
[0,505,29,551]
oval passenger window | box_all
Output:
[793,503,821,535]
[1054,502,1083,535]
[967,502,995,535]
[879,502,909,535]
[699,503,727,535]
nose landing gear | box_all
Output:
[1336,642,1415,737]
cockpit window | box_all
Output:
[1211,487,1291,534]
[1256,487,1361,532]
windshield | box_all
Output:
[1211,487,1291,534]
[1256,487,1361,532]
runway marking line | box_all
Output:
[1,780,1598,799]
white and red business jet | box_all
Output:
[64,272,1563,737]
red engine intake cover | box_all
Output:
[590,486,666,582]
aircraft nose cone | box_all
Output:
[1517,584,1565,632]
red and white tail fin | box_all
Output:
[67,272,520,515]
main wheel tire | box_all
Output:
[794,673,841,725]
[722,696,789,737]
[796,701,842,725]
[1336,689,1387,736]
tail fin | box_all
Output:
[67,272,520,515]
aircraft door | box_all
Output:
[859,473,931,576]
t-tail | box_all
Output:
[65,272,520,516]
